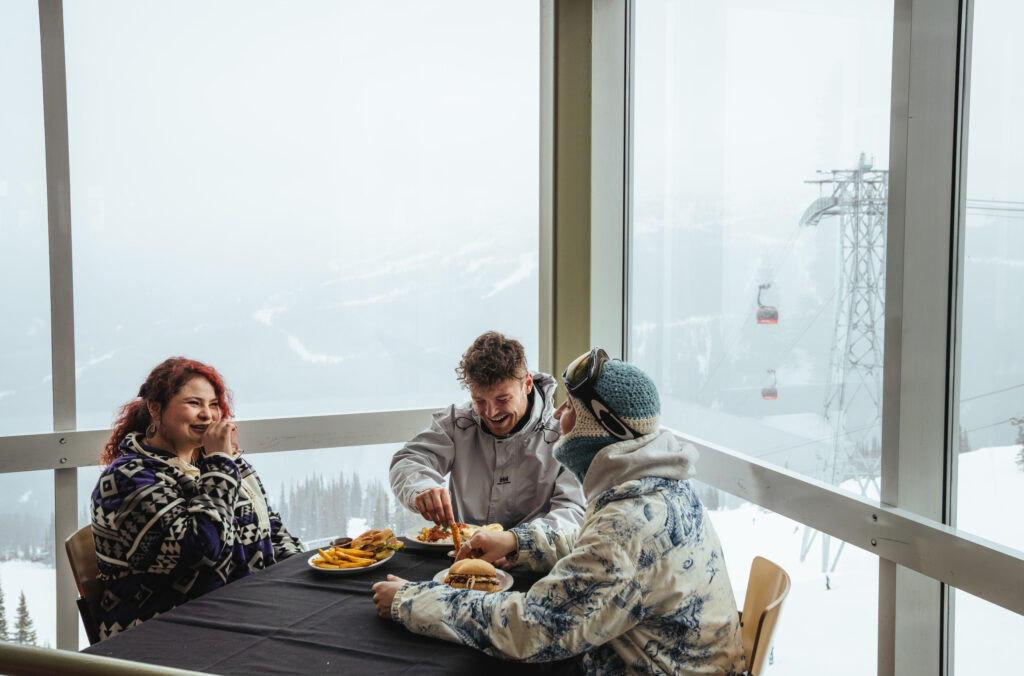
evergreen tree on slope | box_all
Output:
[14,591,36,645]
[0,579,8,641]
[1013,417,1024,471]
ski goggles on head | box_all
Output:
[561,347,640,441]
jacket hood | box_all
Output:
[581,428,698,500]
[532,371,557,418]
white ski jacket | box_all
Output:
[389,372,585,531]
[391,429,745,675]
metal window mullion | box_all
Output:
[38,0,79,651]
[621,0,635,360]
[551,0,593,374]
[881,0,968,674]
[944,0,975,672]
[0,409,442,473]
[551,0,628,372]
[590,0,628,357]
[539,0,555,375]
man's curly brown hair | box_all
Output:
[456,331,529,388]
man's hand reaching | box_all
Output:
[414,487,455,526]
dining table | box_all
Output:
[81,539,584,675]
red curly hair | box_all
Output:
[101,357,234,466]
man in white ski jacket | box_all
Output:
[375,349,744,675]
[389,331,585,535]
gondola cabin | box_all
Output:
[756,283,779,324]
[757,306,779,324]
[761,386,778,400]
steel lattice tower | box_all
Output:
[798,154,888,571]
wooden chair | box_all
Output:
[739,556,791,676]
[65,524,103,645]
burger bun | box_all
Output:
[449,558,497,577]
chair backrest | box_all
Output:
[65,524,103,644]
[740,555,791,676]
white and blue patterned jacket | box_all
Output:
[391,429,745,675]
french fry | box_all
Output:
[333,548,375,558]
[333,561,371,568]
[312,557,342,568]
[451,522,462,554]
[312,554,372,569]
[315,562,341,569]
[318,547,374,564]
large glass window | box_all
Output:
[254,443,422,549]
[0,1,57,650]
[0,470,56,648]
[630,4,892,671]
[955,0,1024,666]
[954,590,1024,674]
[705,486,877,675]
[0,0,51,437]
[63,0,540,430]
[630,0,893,490]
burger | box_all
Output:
[350,528,404,560]
[443,559,502,593]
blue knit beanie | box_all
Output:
[553,359,661,484]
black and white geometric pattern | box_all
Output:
[91,431,304,639]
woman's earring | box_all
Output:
[146,422,157,438]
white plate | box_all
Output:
[404,523,502,548]
[433,566,514,592]
[307,551,394,574]
[403,526,462,548]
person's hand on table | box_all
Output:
[414,487,455,526]
[371,574,408,620]
[452,530,518,570]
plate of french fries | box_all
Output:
[308,528,403,574]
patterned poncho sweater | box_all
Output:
[91,432,303,639]
[391,429,745,675]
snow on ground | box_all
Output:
[706,443,1024,674]
[710,501,878,675]
[956,445,1024,549]
[760,411,833,440]
[3,447,1023,670]
[949,445,1024,673]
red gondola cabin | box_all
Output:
[757,306,779,324]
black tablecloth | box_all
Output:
[83,544,583,675]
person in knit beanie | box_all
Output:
[552,356,661,484]
[375,348,745,675]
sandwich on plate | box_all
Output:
[350,528,404,560]
[443,558,502,593]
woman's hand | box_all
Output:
[371,574,407,619]
[202,419,240,457]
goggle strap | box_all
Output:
[589,399,637,440]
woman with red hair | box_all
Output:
[91,357,303,639]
